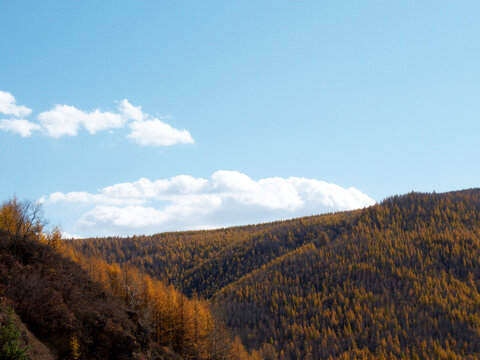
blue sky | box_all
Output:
[1,1,479,237]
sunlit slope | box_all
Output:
[214,190,480,358]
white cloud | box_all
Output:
[128,118,194,146]
[80,205,168,228]
[0,92,194,147]
[38,104,125,137]
[0,91,32,117]
[0,119,41,137]
[211,171,303,209]
[120,99,194,146]
[102,175,208,199]
[48,190,146,206]
[118,99,144,121]
[43,171,376,237]
[287,177,375,210]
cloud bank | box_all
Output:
[0,90,193,147]
[43,171,376,237]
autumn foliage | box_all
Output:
[74,189,480,359]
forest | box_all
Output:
[72,189,480,359]
[1,189,480,358]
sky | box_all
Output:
[1,1,479,237]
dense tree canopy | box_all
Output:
[73,189,480,359]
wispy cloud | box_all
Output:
[43,171,376,237]
[0,90,194,147]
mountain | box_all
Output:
[72,189,480,359]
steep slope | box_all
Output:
[0,302,55,360]
[0,198,256,360]
[0,233,147,359]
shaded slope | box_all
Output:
[0,302,55,360]
[180,213,351,298]
[72,227,256,288]
[0,234,145,359]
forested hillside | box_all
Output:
[73,189,480,359]
[72,212,351,298]
[0,198,256,360]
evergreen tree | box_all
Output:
[0,308,29,360]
